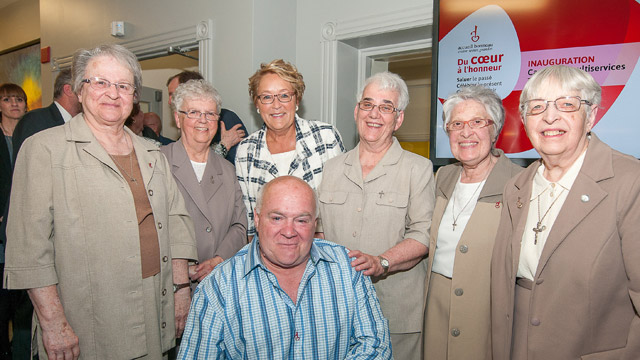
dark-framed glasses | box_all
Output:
[446,118,494,131]
[358,101,398,114]
[525,96,592,116]
[257,92,295,104]
[178,109,220,122]
[82,77,136,95]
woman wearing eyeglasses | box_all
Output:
[160,79,247,285]
[4,44,197,359]
[236,59,345,239]
[318,71,434,360]
[422,85,521,360]
[491,66,640,359]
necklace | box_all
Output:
[451,179,484,231]
[532,187,565,244]
[109,136,137,185]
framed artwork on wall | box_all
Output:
[0,40,42,110]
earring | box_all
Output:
[256,108,260,114]
[296,105,299,111]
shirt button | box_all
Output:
[162,289,167,296]
[459,245,468,253]
[148,189,153,196]
[454,288,463,296]
[157,222,163,229]
[531,318,540,326]
[451,328,460,337]
[162,322,167,329]
[357,207,362,212]
[162,256,169,262]
[206,226,212,233]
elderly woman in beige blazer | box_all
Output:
[3,44,197,359]
[319,71,434,360]
[491,65,640,359]
[422,86,521,359]
[161,79,247,283]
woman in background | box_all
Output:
[0,83,29,360]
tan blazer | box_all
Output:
[424,151,521,359]
[491,134,640,359]
[161,140,247,264]
[3,115,197,359]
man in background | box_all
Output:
[167,71,246,163]
[143,112,173,145]
[12,69,82,155]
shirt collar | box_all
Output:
[531,148,588,200]
[54,101,73,123]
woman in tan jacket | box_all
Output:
[423,85,521,359]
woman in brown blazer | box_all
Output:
[423,86,521,359]
[491,65,640,359]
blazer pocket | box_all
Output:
[319,191,348,205]
[374,191,409,208]
[580,346,626,360]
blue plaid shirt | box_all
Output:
[178,238,392,360]
[235,116,345,236]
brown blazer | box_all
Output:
[423,150,521,359]
[491,134,640,360]
[161,140,247,264]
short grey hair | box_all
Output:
[72,44,142,100]
[255,176,319,218]
[442,85,505,147]
[520,65,601,121]
[53,69,72,99]
[356,71,410,113]
[172,79,222,115]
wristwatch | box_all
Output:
[378,256,390,276]
[173,282,190,293]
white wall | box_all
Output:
[295,0,430,129]
[35,0,431,137]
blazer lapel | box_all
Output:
[535,136,613,277]
[200,152,223,203]
[169,141,211,219]
[507,164,537,276]
[68,115,120,176]
[131,133,157,188]
[343,146,364,189]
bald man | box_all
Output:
[143,112,174,145]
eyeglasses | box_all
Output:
[82,77,136,95]
[178,109,220,122]
[525,96,592,116]
[257,92,295,104]
[358,101,398,114]
[446,119,494,131]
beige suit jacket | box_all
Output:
[318,138,435,333]
[424,151,521,359]
[491,134,640,359]
[161,140,247,265]
[3,115,197,359]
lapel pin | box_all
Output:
[148,163,152,168]
[581,194,590,202]
[495,201,501,208]
[516,197,523,208]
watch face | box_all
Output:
[381,258,389,268]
